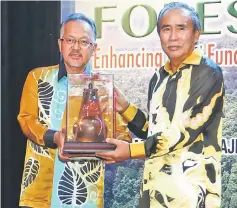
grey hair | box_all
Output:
[60,13,97,41]
[157,2,201,34]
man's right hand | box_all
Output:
[54,128,70,161]
[114,87,129,114]
[96,138,131,164]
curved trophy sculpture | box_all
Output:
[73,83,107,142]
[63,73,115,160]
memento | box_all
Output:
[63,73,116,160]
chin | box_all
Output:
[70,63,84,68]
[167,53,184,59]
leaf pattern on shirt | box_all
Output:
[30,141,53,160]
[38,78,53,126]
[21,157,40,195]
[58,162,87,206]
[80,160,102,184]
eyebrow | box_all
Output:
[161,24,170,29]
[161,24,187,29]
[65,34,95,43]
[66,35,90,39]
[176,24,186,28]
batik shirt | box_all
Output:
[122,50,224,208]
[18,62,131,208]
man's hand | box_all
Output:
[96,138,131,164]
[54,128,70,161]
[99,86,129,114]
[114,87,129,114]
[99,93,110,113]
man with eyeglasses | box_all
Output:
[17,13,131,208]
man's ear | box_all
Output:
[92,43,97,56]
[58,39,62,53]
[194,30,200,43]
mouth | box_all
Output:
[167,46,181,51]
[70,53,82,59]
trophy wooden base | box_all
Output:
[63,142,116,161]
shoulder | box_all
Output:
[191,56,223,85]
[150,71,158,83]
[30,64,59,74]
[199,56,223,79]
[27,64,59,79]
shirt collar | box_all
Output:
[58,60,91,81]
[58,60,67,81]
[164,48,202,75]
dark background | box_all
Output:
[1,1,61,207]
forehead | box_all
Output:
[160,8,192,26]
[63,20,94,38]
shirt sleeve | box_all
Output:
[122,104,148,159]
[114,112,132,143]
[121,72,158,159]
[128,68,224,159]
[17,70,56,148]
[122,104,149,140]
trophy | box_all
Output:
[73,82,107,142]
[63,73,116,160]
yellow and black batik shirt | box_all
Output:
[122,49,224,208]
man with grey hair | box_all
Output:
[97,2,224,207]
[18,13,131,208]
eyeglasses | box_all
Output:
[60,37,94,48]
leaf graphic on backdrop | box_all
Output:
[80,161,102,184]
[30,141,53,160]
[58,163,88,206]
[38,78,54,126]
[21,157,40,194]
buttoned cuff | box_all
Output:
[129,142,146,159]
[121,104,138,122]
[44,129,57,149]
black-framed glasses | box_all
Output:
[60,37,94,48]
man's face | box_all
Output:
[58,20,97,73]
[159,8,200,63]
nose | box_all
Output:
[72,40,81,50]
[169,29,179,41]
